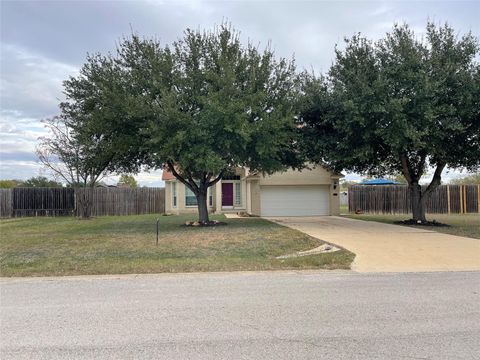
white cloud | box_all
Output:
[0,0,478,184]
[0,160,43,180]
[0,44,79,181]
[0,43,78,118]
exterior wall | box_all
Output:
[165,181,173,213]
[249,180,261,216]
[165,180,216,214]
[215,181,222,213]
[246,181,251,213]
[259,166,334,186]
[211,184,217,211]
[329,182,341,216]
[164,166,342,216]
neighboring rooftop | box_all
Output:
[161,170,175,181]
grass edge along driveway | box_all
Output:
[0,214,354,277]
[344,213,480,239]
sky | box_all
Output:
[1,0,479,186]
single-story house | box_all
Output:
[163,166,342,216]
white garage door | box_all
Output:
[260,185,330,216]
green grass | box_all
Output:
[345,213,480,239]
[0,214,354,277]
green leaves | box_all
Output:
[114,24,300,179]
[300,22,480,179]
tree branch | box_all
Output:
[185,170,199,192]
[166,161,197,193]
[416,151,427,179]
[207,171,224,187]
[424,161,446,196]
[400,155,413,183]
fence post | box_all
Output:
[478,184,480,214]
[459,185,463,214]
[10,188,13,218]
[447,185,451,215]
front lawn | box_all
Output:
[345,213,480,239]
[0,214,354,277]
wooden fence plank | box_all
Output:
[0,189,13,218]
[447,185,451,214]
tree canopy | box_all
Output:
[69,25,300,222]
[20,176,63,188]
[117,174,138,188]
[37,117,110,188]
[0,180,21,189]
[299,22,479,222]
[449,173,480,185]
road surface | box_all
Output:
[1,271,479,359]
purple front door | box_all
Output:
[222,183,234,206]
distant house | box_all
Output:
[95,183,117,188]
[163,166,343,217]
[359,178,405,185]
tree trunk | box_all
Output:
[409,182,426,223]
[196,189,209,224]
[78,187,93,219]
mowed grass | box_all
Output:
[0,214,354,277]
[345,213,480,239]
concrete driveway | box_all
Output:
[268,216,480,272]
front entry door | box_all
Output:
[222,183,234,207]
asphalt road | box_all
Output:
[1,271,479,359]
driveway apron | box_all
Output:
[267,216,480,272]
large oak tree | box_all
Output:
[300,23,479,222]
[131,26,295,223]
[105,25,299,223]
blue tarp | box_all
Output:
[359,178,404,185]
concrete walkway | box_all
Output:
[268,216,480,272]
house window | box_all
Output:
[185,185,212,207]
[172,182,177,207]
[223,175,241,180]
[185,186,197,206]
[235,182,241,206]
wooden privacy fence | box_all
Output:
[74,188,165,216]
[10,187,75,217]
[348,184,480,214]
[0,187,165,218]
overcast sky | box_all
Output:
[1,0,479,186]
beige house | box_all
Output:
[163,166,342,217]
